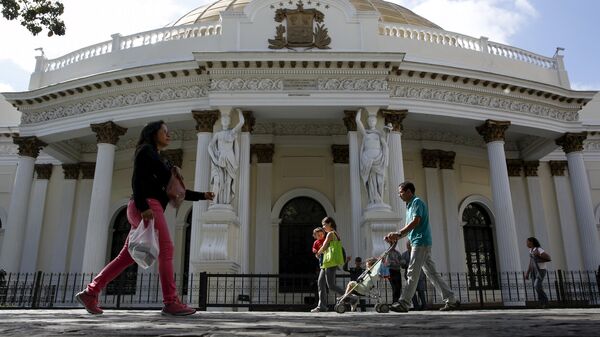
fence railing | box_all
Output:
[0,270,598,310]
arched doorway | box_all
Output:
[279,197,326,292]
[106,208,138,295]
[462,203,498,290]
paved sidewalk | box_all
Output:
[0,308,599,336]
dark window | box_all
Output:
[463,203,499,290]
[279,197,327,292]
[106,208,138,295]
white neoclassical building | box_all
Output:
[0,0,599,290]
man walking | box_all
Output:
[385,181,459,312]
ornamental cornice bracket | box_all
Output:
[331,144,349,164]
[251,144,275,163]
[555,132,587,154]
[439,150,456,170]
[13,136,47,158]
[192,110,220,132]
[506,159,524,177]
[62,163,81,180]
[242,110,256,133]
[476,119,511,143]
[523,161,539,177]
[90,121,127,145]
[421,149,439,168]
[548,160,568,176]
[381,109,407,132]
[34,164,53,180]
[343,110,357,132]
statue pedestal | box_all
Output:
[361,208,401,257]
[195,207,241,274]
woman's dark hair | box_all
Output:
[527,237,541,248]
[136,120,164,153]
[322,216,337,230]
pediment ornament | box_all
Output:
[268,0,331,50]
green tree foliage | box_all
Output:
[1,0,65,36]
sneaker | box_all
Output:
[162,299,196,316]
[439,301,460,311]
[310,307,326,313]
[75,290,103,315]
[390,302,408,313]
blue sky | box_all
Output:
[0,0,598,93]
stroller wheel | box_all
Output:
[335,303,346,314]
[378,303,390,313]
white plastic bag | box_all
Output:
[128,219,160,269]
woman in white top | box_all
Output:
[525,237,551,308]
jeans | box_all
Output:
[398,245,455,309]
[388,268,403,303]
[533,269,549,306]
[317,267,345,310]
[86,199,178,304]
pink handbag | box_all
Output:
[166,166,185,208]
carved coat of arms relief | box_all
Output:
[268,0,331,50]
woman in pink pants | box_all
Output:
[76,120,214,316]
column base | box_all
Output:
[195,208,241,270]
[361,209,401,257]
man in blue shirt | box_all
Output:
[385,181,459,312]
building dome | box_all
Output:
[172,0,442,29]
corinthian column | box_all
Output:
[160,149,183,254]
[81,121,127,273]
[382,110,407,219]
[439,151,466,273]
[252,144,275,273]
[68,163,95,273]
[0,136,46,272]
[238,111,254,273]
[476,120,521,274]
[344,111,362,258]
[523,161,551,253]
[556,132,600,270]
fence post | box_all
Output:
[198,272,208,311]
[557,269,566,305]
[31,271,43,308]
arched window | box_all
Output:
[462,203,499,290]
[279,197,326,292]
[106,208,137,295]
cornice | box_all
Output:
[210,77,388,92]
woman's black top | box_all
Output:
[132,143,206,212]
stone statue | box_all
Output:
[356,109,391,207]
[208,109,245,205]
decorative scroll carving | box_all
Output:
[506,159,524,177]
[439,151,456,170]
[331,144,349,164]
[548,160,568,176]
[317,79,388,91]
[523,161,539,177]
[90,121,127,145]
[80,162,96,179]
[555,132,587,154]
[211,78,283,91]
[343,110,357,132]
[13,136,47,158]
[192,110,219,132]
[476,120,511,143]
[62,164,80,180]
[209,78,388,92]
[421,149,439,168]
[161,149,183,168]
[392,85,579,122]
[242,111,255,133]
[251,144,275,163]
[382,109,407,132]
[35,164,53,180]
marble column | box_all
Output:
[189,110,219,274]
[523,161,551,252]
[382,110,407,219]
[161,149,184,241]
[344,111,363,258]
[19,164,53,273]
[549,160,582,270]
[68,163,95,273]
[556,133,600,270]
[332,145,351,254]
[476,120,521,273]
[421,149,448,271]
[439,151,466,273]
[238,111,254,273]
[506,159,531,269]
[81,121,127,273]
[0,136,46,272]
[252,144,275,273]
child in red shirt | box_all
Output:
[312,227,326,267]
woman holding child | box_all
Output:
[312,216,346,313]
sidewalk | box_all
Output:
[0,308,599,336]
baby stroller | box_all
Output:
[334,242,399,314]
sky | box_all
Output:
[0,0,598,99]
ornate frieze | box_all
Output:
[548,160,568,176]
[251,144,275,163]
[439,151,456,170]
[62,163,80,180]
[382,109,407,132]
[35,164,53,180]
[209,78,388,92]
[392,85,578,122]
[21,84,209,125]
[192,110,219,132]
[80,162,96,179]
[343,110,357,132]
[421,149,439,168]
[254,121,346,136]
[331,144,349,164]
[523,161,539,177]
[555,132,587,154]
[318,78,388,91]
[506,159,524,177]
[242,111,255,133]
[403,129,487,148]
[90,121,127,145]
[161,149,183,167]
[13,136,47,158]
[476,120,511,143]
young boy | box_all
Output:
[340,258,377,311]
[312,227,326,267]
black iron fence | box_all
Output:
[0,270,598,310]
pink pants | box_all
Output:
[86,199,177,304]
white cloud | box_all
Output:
[571,82,600,91]
[0,83,15,93]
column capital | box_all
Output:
[90,121,127,145]
[251,144,275,163]
[192,110,219,132]
[34,164,53,180]
[549,160,568,176]
[80,162,96,179]
[343,110,357,132]
[506,159,523,177]
[161,149,184,167]
[62,163,81,180]
[523,161,539,177]
[241,110,255,133]
[439,151,456,170]
[331,144,349,164]
[421,149,439,168]
[555,132,587,154]
[381,109,407,132]
[13,136,47,158]
[476,119,511,143]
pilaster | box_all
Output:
[252,144,275,273]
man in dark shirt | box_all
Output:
[343,256,366,311]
